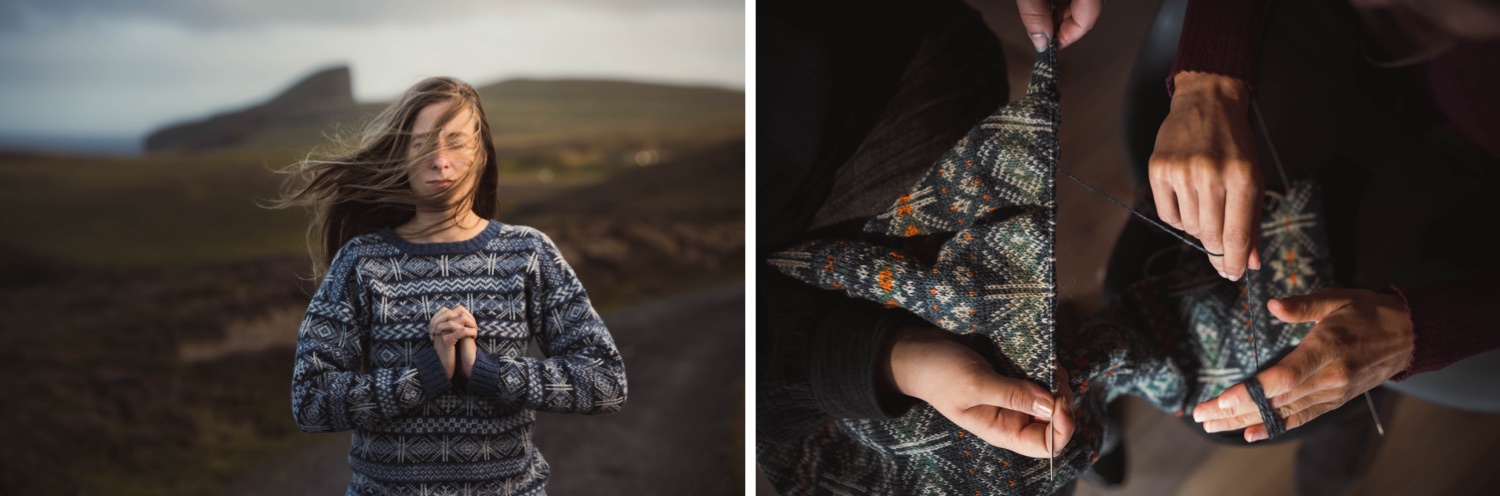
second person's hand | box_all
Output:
[1190,288,1414,441]
[1149,71,1264,280]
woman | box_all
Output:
[272,76,627,495]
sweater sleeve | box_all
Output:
[465,232,628,415]
[758,265,920,443]
[1389,263,1500,381]
[1167,0,1272,95]
[290,239,453,433]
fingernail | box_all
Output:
[1219,395,1239,410]
[1029,33,1050,52]
[1034,398,1053,420]
[1203,421,1221,433]
[1192,408,1204,422]
[1227,271,1241,282]
[1248,430,1266,442]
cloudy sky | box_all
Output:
[0,0,744,152]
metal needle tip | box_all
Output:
[1364,392,1385,436]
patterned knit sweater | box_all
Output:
[290,220,627,495]
[759,43,1332,494]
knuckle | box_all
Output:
[1171,167,1195,184]
[1196,179,1226,196]
[1223,229,1251,249]
[1324,365,1350,388]
[1004,387,1033,413]
[1263,369,1295,394]
[1223,165,1256,184]
[1286,411,1307,430]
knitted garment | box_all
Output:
[760,45,1330,494]
[290,220,627,496]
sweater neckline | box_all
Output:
[378,219,501,255]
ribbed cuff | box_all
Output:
[1167,0,1270,96]
[1390,272,1500,381]
[467,351,503,397]
[414,346,453,398]
[809,302,919,420]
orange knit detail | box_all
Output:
[878,268,894,292]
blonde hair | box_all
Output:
[268,76,499,280]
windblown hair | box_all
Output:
[267,76,499,280]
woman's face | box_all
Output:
[406,99,480,205]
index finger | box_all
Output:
[1192,343,1325,422]
[1220,175,1260,280]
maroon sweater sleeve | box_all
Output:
[1389,264,1500,381]
[1167,0,1273,95]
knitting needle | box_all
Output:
[1364,392,1385,436]
[1048,0,1058,484]
[1245,278,1260,369]
[1048,415,1054,482]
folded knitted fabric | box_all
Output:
[759,43,1330,495]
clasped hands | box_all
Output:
[429,304,479,379]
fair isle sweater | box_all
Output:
[290,220,627,495]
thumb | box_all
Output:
[1268,290,1349,324]
[1056,0,1104,48]
[974,373,1056,420]
[1015,0,1055,52]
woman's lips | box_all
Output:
[429,179,455,189]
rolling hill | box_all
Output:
[143,65,745,158]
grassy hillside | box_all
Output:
[0,149,309,270]
[145,66,744,163]
[478,79,745,142]
[507,139,745,221]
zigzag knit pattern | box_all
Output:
[291,220,627,496]
[759,43,1330,494]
